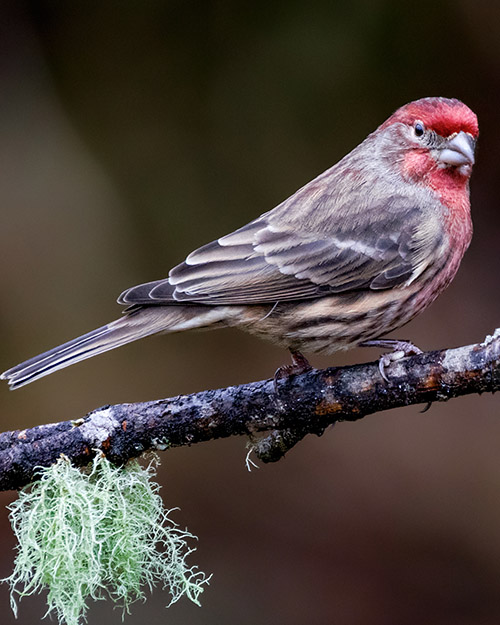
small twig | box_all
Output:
[0,330,499,491]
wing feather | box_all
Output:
[118,165,444,307]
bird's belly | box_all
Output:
[235,280,446,355]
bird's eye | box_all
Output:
[414,122,425,137]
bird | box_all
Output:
[1,97,478,390]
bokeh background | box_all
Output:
[0,1,499,623]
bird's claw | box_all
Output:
[361,339,422,382]
[274,349,312,392]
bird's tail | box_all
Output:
[1,305,231,389]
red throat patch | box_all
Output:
[402,146,471,212]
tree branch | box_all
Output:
[1,330,499,491]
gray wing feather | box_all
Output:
[119,175,443,306]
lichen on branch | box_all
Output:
[3,454,210,625]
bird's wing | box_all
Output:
[119,192,443,306]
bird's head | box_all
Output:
[380,97,478,184]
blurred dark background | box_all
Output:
[1,1,500,623]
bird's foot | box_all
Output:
[274,349,312,391]
[360,339,422,382]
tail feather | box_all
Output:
[1,306,231,389]
[2,325,117,389]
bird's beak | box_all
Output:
[439,131,475,167]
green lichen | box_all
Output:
[3,454,210,625]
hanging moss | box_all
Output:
[3,454,210,625]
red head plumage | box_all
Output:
[381,97,478,139]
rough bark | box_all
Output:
[1,330,499,491]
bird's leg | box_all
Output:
[274,349,312,391]
[360,339,422,382]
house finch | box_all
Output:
[2,97,478,389]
